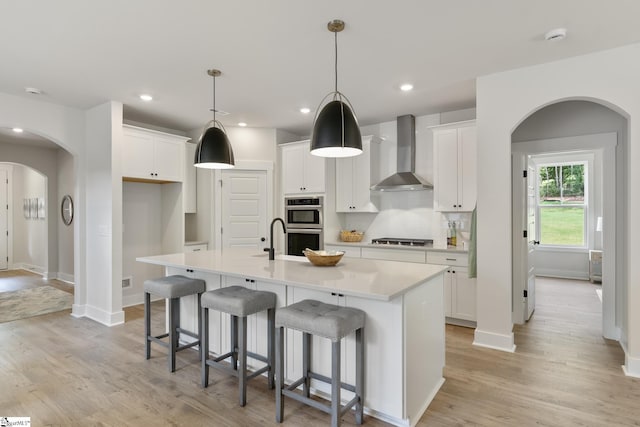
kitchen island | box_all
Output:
[137,248,447,427]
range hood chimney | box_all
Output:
[371,114,433,191]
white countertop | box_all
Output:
[325,240,469,254]
[137,248,448,301]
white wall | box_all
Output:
[476,42,640,377]
[57,149,74,282]
[10,164,47,271]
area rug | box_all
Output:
[0,286,73,323]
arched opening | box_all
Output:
[0,128,76,287]
[510,100,626,344]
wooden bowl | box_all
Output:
[303,249,345,266]
[340,230,364,242]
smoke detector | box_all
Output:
[545,28,567,41]
[24,87,42,95]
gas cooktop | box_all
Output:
[371,237,434,247]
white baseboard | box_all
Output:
[84,304,125,327]
[620,341,640,378]
[535,269,589,281]
[56,272,75,284]
[122,293,145,308]
[473,328,516,352]
[13,263,46,276]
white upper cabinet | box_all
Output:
[280,140,325,194]
[122,125,188,183]
[432,120,477,212]
[335,135,381,213]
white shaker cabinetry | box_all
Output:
[183,142,197,213]
[431,120,476,212]
[122,125,188,182]
[335,135,381,212]
[426,251,476,324]
[281,140,325,195]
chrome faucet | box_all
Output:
[264,217,286,260]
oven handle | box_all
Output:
[285,205,322,210]
[287,228,323,234]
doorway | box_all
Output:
[511,100,622,341]
[0,167,8,269]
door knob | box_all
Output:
[261,237,266,242]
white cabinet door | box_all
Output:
[432,121,476,212]
[361,247,426,263]
[281,141,325,195]
[433,128,459,212]
[324,244,362,258]
[451,267,476,321]
[335,136,379,212]
[443,270,453,317]
[154,134,184,182]
[458,126,477,211]
[122,129,155,180]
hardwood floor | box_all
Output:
[1,276,639,426]
[0,269,74,294]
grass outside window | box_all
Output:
[539,205,585,246]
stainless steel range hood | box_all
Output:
[371,114,433,191]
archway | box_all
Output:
[510,99,626,341]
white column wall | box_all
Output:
[475,43,640,377]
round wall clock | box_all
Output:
[61,195,74,226]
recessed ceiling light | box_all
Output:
[545,28,567,41]
[12,128,24,133]
[24,87,42,95]
[238,122,247,127]
[400,83,414,92]
[300,107,311,114]
[139,94,153,101]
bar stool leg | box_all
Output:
[230,315,238,370]
[275,326,284,423]
[302,332,311,398]
[238,316,248,407]
[331,340,341,427]
[197,292,203,360]
[144,292,151,360]
[168,298,180,373]
[355,327,364,424]
[267,307,275,389]
[201,306,210,388]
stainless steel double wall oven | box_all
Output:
[284,196,323,256]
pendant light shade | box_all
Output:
[310,99,362,158]
[310,19,362,158]
[194,69,235,169]
[194,123,235,169]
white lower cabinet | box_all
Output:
[361,247,426,263]
[426,252,476,324]
[323,244,362,258]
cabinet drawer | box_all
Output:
[324,244,361,259]
[184,243,208,252]
[361,248,426,263]
[427,252,468,267]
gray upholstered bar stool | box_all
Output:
[201,285,277,407]
[144,275,206,373]
[275,299,365,427]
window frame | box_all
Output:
[533,153,593,251]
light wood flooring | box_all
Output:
[0,269,74,294]
[1,275,639,426]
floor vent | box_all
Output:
[122,276,132,288]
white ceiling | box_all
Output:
[2,0,640,147]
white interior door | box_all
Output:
[0,169,7,269]
[221,170,268,248]
[525,161,537,320]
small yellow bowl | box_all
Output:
[303,249,345,266]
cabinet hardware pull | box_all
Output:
[446,258,456,261]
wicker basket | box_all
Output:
[303,249,344,266]
[340,230,364,242]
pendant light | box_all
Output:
[310,19,362,158]
[194,69,235,169]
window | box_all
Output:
[537,161,587,247]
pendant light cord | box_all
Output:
[212,73,216,123]
[334,30,338,94]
